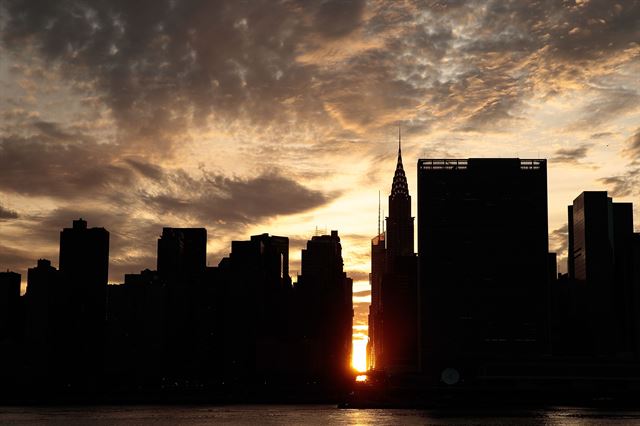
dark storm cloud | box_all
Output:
[143,171,336,225]
[312,0,366,39]
[0,116,336,280]
[0,117,335,223]
[422,0,640,132]
[552,144,591,164]
[0,132,133,198]
[3,0,639,139]
[0,204,18,219]
[475,0,640,61]
[1,0,322,147]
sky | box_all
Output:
[1,1,639,356]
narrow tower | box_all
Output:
[386,128,414,262]
[372,127,418,372]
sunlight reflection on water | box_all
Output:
[1,405,640,425]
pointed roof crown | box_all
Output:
[390,127,409,200]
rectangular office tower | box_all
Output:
[417,159,549,384]
[59,219,110,324]
[296,231,353,383]
[568,192,635,356]
[59,218,109,377]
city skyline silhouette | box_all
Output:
[1,0,640,410]
[2,143,640,405]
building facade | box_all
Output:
[369,134,418,373]
[567,191,636,357]
[417,158,549,384]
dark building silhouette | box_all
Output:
[24,259,63,375]
[370,133,418,373]
[106,269,167,382]
[101,228,356,389]
[220,233,293,379]
[634,233,640,357]
[0,270,21,384]
[156,228,208,377]
[0,271,21,342]
[386,135,414,260]
[157,227,207,285]
[417,158,549,384]
[59,218,109,381]
[59,219,109,322]
[566,191,636,357]
[368,231,385,370]
[296,231,353,383]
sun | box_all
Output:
[352,336,368,372]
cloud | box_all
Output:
[590,132,614,139]
[0,243,33,271]
[346,270,369,282]
[0,204,18,220]
[549,224,569,258]
[353,298,369,326]
[552,144,591,164]
[569,89,640,131]
[624,127,640,160]
[0,120,133,198]
[3,0,638,145]
[124,158,165,181]
[598,172,640,198]
[143,170,337,226]
[312,0,366,39]
[353,289,370,298]
[1,0,323,148]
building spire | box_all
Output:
[390,126,409,200]
[378,190,381,236]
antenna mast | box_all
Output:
[378,191,381,236]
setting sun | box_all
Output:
[352,336,368,373]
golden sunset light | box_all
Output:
[1,0,640,414]
[352,332,369,373]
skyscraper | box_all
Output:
[297,231,353,382]
[25,259,61,373]
[369,131,418,373]
[368,231,385,370]
[222,233,292,378]
[567,191,636,356]
[59,218,109,378]
[59,218,109,325]
[156,228,207,377]
[386,132,415,261]
[417,158,549,384]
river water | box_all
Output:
[1,405,639,425]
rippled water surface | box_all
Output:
[1,405,640,425]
